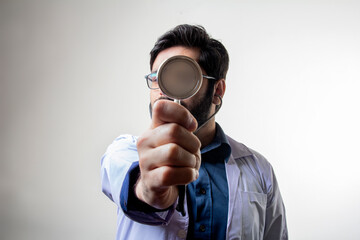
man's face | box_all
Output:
[149,46,214,126]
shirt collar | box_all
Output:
[201,123,232,163]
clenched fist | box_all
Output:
[135,100,201,210]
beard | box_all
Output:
[183,84,213,127]
[149,84,214,128]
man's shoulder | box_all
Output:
[225,135,276,193]
[226,135,273,172]
[225,135,253,159]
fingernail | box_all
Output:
[194,170,199,180]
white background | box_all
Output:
[1,0,359,239]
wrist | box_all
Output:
[135,178,178,210]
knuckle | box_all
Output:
[167,124,182,140]
[158,167,173,186]
[137,148,153,171]
[193,137,201,151]
[137,130,152,149]
[136,136,146,148]
[138,155,148,170]
[166,143,180,159]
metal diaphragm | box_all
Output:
[157,55,203,100]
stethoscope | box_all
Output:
[156,55,222,216]
[157,55,222,134]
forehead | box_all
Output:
[152,46,200,72]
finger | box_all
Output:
[140,123,201,154]
[139,143,197,170]
[194,148,201,171]
[148,166,198,187]
[151,100,197,132]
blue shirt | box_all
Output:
[186,124,231,239]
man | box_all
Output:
[101,24,288,240]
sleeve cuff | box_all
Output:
[120,161,176,225]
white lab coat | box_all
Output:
[101,134,288,240]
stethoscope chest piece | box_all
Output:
[157,55,203,101]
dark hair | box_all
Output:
[150,24,229,81]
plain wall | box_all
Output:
[1,0,359,239]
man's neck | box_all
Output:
[195,119,216,149]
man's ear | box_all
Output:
[213,79,226,105]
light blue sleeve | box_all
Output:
[100,134,176,226]
[101,134,139,207]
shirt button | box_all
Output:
[200,188,206,195]
[199,224,206,232]
[177,229,187,239]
